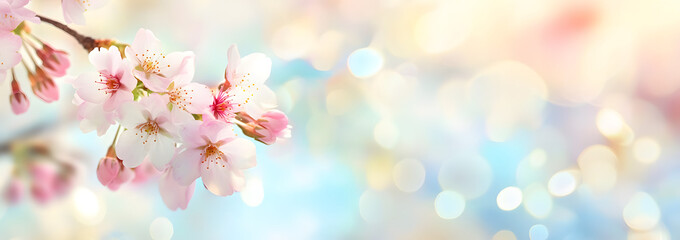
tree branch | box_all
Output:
[36,15,96,51]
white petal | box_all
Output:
[115,129,147,168]
[200,160,237,197]
[237,53,271,85]
[118,101,146,129]
[148,135,176,171]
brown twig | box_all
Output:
[36,15,96,51]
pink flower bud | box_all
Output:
[29,68,59,103]
[235,111,291,145]
[36,44,70,78]
[97,147,134,191]
[9,80,29,114]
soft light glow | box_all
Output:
[326,89,352,116]
[438,154,493,199]
[392,159,426,193]
[497,186,523,211]
[596,108,634,144]
[492,230,517,240]
[240,177,264,207]
[623,192,661,231]
[529,224,549,240]
[72,187,105,225]
[348,48,384,78]
[577,145,618,192]
[150,217,174,240]
[435,190,466,219]
[548,170,579,197]
[374,119,399,149]
[359,190,388,223]
[523,184,553,218]
[633,137,661,164]
[414,0,473,54]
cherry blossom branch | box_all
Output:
[36,15,97,51]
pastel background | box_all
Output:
[1,0,680,239]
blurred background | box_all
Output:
[1,0,680,239]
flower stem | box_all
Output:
[111,125,122,147]
[36,15,97,51]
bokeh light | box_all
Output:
[497,187,523,211]
[434,190,466,219]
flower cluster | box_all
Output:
[2,0,290,210]
[71,29,291,210]
[3,140,79,205]
[2,0,106,114]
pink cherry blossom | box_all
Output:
[115,93,193,170]
[4,177,23,204]
[172,120,256,196]
[9,79,29,114]
[0,0,39,31]
[97,146,134,191]
[214,45,277,119]
[159,166,195,210]
[162,72,212,114]
[36,43,70,78]
[29,68,59,102]
[208,89,239,122]
[0,32,21,84]
[73,47,135,112]
[125,28,195,92]
[73,93,116,136]
[61,0,107,25]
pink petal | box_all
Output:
[61,0,85,25]
[96,157,120,186]
[159,168,195,210]
[179,120,206,148]
[130,29,162,57]
[103,90,133,112]
[219,138,256,170]
[0,32,22,71]
[225,45,240,84]
[10,91,29,114]
[74,71,107,103]
[170,82,212,114]
[199,120,235,144]
[170,148,202,186]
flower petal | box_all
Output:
[115,129,147,168]
[170,148,202,186]
[147,135,176,171]
[159,168,195,210]
[200,159,237,196]
[74,71,107,103]
[117,101,146,129]
[237,53,271,85]
[219,138,256,170]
